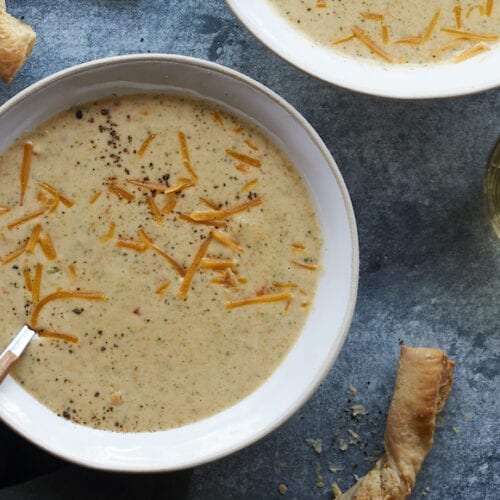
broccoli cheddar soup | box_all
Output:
[0,95,322,432]
[267,0,499,64]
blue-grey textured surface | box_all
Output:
[0,1,499,499]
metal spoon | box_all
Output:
[0,326,36,383]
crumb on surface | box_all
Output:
[109,391,123,406]
[338,438,348,451]
[351,404,367,417]
[306,438,323,454]
[348,384,358,396]
[278,483,288,495]
[328,463,343,473]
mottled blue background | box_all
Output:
[0,1,499,499]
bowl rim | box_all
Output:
[0,53,359,471]
[225,0,500,99]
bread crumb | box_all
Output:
[348,384,358,396]
[422,486,431,496]
[464,412,474,422]
[306,438,323,454]
[452,426,459,433]
[351,404,367,417]
[348,429,360,443]
[278,484,288,495]
[109,391,123,405]
[338,438,348,451]
[328,463,343,473]
[332,483,343,499]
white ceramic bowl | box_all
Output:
[226,0,500,99]
[0,55,358,471]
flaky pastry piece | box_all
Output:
[341,346,455,500]
[0,7,36,83]
[0,2,5,11]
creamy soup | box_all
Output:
[0,95,322,432]
[267,0,499,64]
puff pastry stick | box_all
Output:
[0,2,5,11]
[341,346,455,500]
[0,8,36,83]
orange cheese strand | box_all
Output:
[89,191,102,205]
[37,330,79,344]
[137,133,156,158]
[226,292,293,309]
[38,231,57,260]
[108,184,135,202]
[178,131,198,181]
[1,244,26,265]
[179,213,227,227]
[316,1,327,8]
[360,12,384,21]
[68,263,77,280]
[199,197,220,210]
[26,223,42,253]
[127,178,194,194]
[466,4,485,18]
[441,28,498,41]
[244,139,259,151]
[331,34,355,45]
[32,262,43,302]
[226,150,262,168]
[161,194,177,214]
[352,26,393,62]
[241,178,258,193]
[116,238,147,252]
[453,42,491,62]
[422,9,441,42]
[200,257,237,270]
[147,196,163,225]
[292,260,319,271]
[38,182,74,207]
[0,206,10,216]
[485,0,494,16]
[155,280,171,295]
[429,38,469,57]
[20,141,33,206]
[211,229,243,253]
[212,110,224,127]
[291,243,306,253]
[178,236,213,299]
[454,5,463,28]
[30,290,106,328]
[381,25,389,44]
[273,282,298,289]
[235,163,250,174]
[189,196,263,222]
[7,208,46,230]
[138,229,186,276]
[100,221,116,242]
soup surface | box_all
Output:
[0,95,322,432]
[267,0,499,64]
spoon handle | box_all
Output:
[0,350,18,383]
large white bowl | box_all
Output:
[226,0,500,99]
[0,55,358,471]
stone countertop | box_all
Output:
[0,1,498,499]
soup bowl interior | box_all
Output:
[0,55,358,471]
[225,0,500,99]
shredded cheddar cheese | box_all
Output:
[68,263,77,280]
[235,163,250,174]
[226,150,262,168]
[38,231,57,260]
[211,229,243,253]
[137,133,156,158]
[212,110,224,127]
[7,207,46,230]
[188,196,263,222]
[179,214,227,227]
[273,282,298,288]
[226,291,293,309]
[178,236,213,299]
[454,5,463,28]
[360,12,384,21]
[241,178,258,193]
[137,229,186,276]
[422,9,441,42]
[23,266,32,292]
[20,142,33,206]
[292,260,319,271]
[38,182,74,207]
[453,41,491,61]
[161,195,177,214]
[30,290,106,328]
[200,257,237,270]
[178,131,198,181]
[352,26,394,62]
[89,191,102,205]
[147,195,163,225]
[291,243,306,253]
[199,197,220,210]
[0,206,10,216]
[441,27,498,41]
[37,330,79,343]
[486,0,494,16]
[32,262,43,303]
[116,238,147,252]
[381,25,389,44]
[26,223,42,253]
[155,280,171,295]
[100,221,116,242]
[331,34,355,45]
[466,4,485,18]
[1,243,26,265]
[244,139,259,151]
[107,184,136,202]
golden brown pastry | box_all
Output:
[0,7,36,83]
[0,1,5,12]
[341,346,455,500]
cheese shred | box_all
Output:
[178,236,213,299]
[226,292,293,309]
[20,142,33,206]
